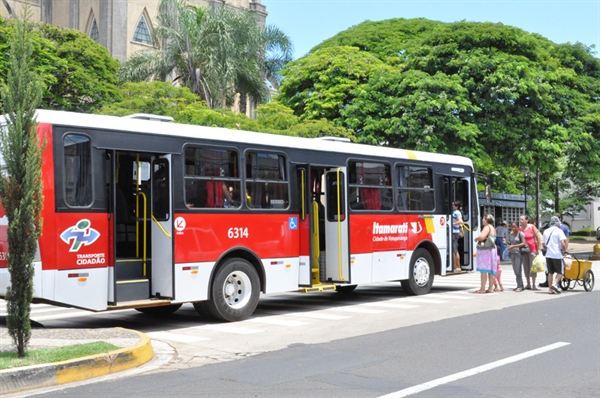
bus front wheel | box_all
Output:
[206,258,260,322]
[401,248,434,295]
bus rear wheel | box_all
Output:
[206,258,260,322]
[401,248,434,295]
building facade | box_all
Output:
[1,0,268,61]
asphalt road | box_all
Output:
[29,291,599,398]
[10,262,598,398]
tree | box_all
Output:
[264,25,294,91]
[277,19,600,185]
[97,81,352,139]
[120,0,267,109]
[0,17,121,112]
[0,10,44,357]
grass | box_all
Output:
[0,341,119,370]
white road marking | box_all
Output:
[197,324,265,334]
[246,317,310,327]
[286,312,351,320]
[428,293,474,300]
[378,342,571,397]
[328,307,387,314]
[147,331,210,343]
[395,298,448,304]
[361,302,419,309]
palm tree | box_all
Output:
[264,25,294,91]
[120,0,267,109]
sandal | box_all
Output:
[485,289,494,294]
[532,287,539,291]
[473,290,487,294]
[524,286,532,290]
[514,288,523,292]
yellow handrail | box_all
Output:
[151,213,172,239]
[137,191,148,275]
[312,200,320,285]
[300,169,305,220]
[336,168,344,281]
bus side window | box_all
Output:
[63,134,93,207]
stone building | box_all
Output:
[0,0,268,61]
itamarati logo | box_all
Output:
[60,219,100,252]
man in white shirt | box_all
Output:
[542,216,567,294]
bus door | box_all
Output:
[324,168,350,283]
[151,156,174,299]
[444,176,474,274]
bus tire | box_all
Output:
[206,258,260,322]
[401,248,434,296]
[135,303,182,316]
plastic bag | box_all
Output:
[531,253,546,273]
[563,256,573,271]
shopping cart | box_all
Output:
[560,254,595,292]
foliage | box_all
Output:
[97,81,200,118]
[277,19,600,199]
[97,81,352,140]
[120,0,267,109]
[0,18,120,112]
[0,12,45,357]
[264,25,294,90]
[0,342,118,370]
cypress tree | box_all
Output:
[0,8,45,357]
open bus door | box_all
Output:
[324,168,350,283]
[112,152,174,303]
[444,176,474,274]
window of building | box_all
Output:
[348,161,392,211]
[64,134,93,207]
[133,15,152,45]
[184,146,241,209]
[89,17,99,42]
[396,165,434,211]
[245,152,289,209]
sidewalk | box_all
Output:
[0,327,153,395]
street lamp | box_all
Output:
[522,167,529,215]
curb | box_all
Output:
[0,328,153,395]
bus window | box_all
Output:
[152,160,170,221]
[348,161,392,211]
[326,171,346,221]
[63,134,92,207]
[245,152,289,209]
[396,165,434,211]
[184,146,241,209]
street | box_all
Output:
[2,262,599,397]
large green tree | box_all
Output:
[97,81,352,139]
[277,19,600,196]
[120,0,271,109]
[0,11,44,357]
[0,17,120,112]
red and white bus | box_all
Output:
[0,110,480,321]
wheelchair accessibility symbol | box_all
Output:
[289,217,298,230]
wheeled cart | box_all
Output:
[560,254,595,292]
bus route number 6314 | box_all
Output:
[228,227,249,239]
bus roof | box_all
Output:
[32,109,473,168]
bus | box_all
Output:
[0,110,480,322]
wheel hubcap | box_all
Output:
[222,271,252,309]
[413,257,430,287]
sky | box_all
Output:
[261,0,600,60]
